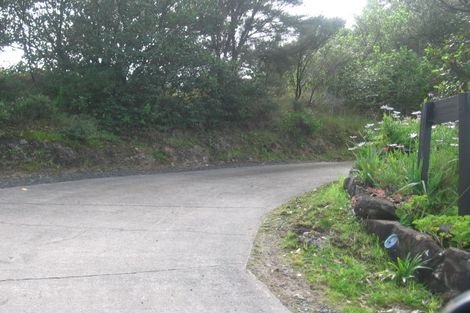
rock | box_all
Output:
[366,219,445,288]
[299,231,328,248]
[352,195,398,220]
[19,139,28,145]
[343,176,366,197]
[439,248,470,292]
[366,220,443,262]
[365,219,398,241]
[365,221,470,296]
[51,144,79,166]
[343,176,356,197]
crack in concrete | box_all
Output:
[42,229,88,246]
[0,263,244,283]
[0,221,248,237]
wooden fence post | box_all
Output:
[417,93,470,216]
[418,102,433,183]
[458,93,470,216]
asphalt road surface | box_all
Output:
[0,162,351,313]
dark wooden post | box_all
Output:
[458,93,470,216]
[418,102,433,183]
[417,93,470,216]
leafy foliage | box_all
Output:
[388,253,430,286]
[282,111,321,138]
[59,116,100,144]
[351,110,459,220]
[1,0,306,131]
[413,215,470,249]
[296,0,470,112]
[0,94,58,124]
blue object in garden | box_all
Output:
[384,233,399,249]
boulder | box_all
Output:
[365,220,443,262]
[365,219,444,286]
[343,176,356,197]
[365,219,398,241]
[438,248,470,293]
[352,195,398,220]
[299,231,328,248]
[343,176,365,197]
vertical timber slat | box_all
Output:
[418,93,470,215]
[458,94,470,216]
[418,102,433,183]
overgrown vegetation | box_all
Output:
[280,182,442,312]
[350,109,469,251]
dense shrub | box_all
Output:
[11,94,57,122]
[0,69,41,102]
[329,46,433,113]
[59,116,99,143]
[282,111,321,138]
[0,94,58,124]
[0,101,9,123]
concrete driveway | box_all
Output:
[0,162,350,313]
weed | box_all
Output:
[397,195,430,226]
[283,231,300,250]
[23,130,64,143]
[388,253,430,286]
[167,135,195,148]
[151,150,169,162]
[59,116,98,143]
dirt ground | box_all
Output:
[247,207,340,313]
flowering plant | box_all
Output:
[349,105,459,221]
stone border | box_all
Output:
[343,176,470,298]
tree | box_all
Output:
[287,16,344,104]
[436,0,470,13]
[0,0,12,48]
[194,0,300,65]
[304,31,358,108]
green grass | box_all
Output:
[316,111,370,146]
[283,231,301,249]
[23,130,64,143]
[166,135,196,148]
[280,181,442,313]
[151,150,170,162]
[15,123,120,149]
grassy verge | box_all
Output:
[0,110,368,177]
[280,181,442,313]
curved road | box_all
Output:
[0,162,350,313]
